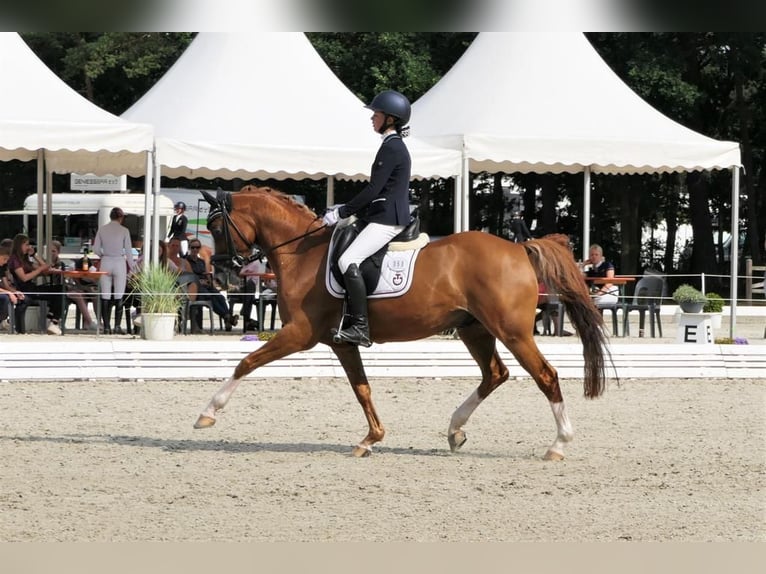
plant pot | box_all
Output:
[679,301,705,314]
[141,312,177,341]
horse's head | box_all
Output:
[201,188,261,270]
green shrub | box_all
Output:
[703,292,724,313]
[132,264,184,314]
[672,284,707,304]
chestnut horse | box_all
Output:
[194,186,610,460]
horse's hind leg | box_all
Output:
[448,322,510,453]
[502,334,573,460]
[332,344,384,458]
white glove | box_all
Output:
[322,208,340,226]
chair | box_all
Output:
[181,299,216,335]
[15,299,48,334]
[258,289,278,331]
[596,302,620,337]
[622,275,664,338]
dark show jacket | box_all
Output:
[338,133,411,225]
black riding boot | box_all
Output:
[113,298,125,335]
[332,264,371,347]
[101,299,113,334]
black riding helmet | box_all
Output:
[365,90,411,133]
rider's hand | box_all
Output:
[322,208,340,227]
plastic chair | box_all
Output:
[596,302,620,337]
[19,299,48,333]
[182,299,216,335]
[622,275,664,338]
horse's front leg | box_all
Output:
[332,344,384,457]
[194,326,309,429]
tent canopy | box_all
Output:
[411,33,740,175]
[122,32,460,181]
[0,33,153,176]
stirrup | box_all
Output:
[332,325,371,347]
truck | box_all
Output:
[0,192,175,258]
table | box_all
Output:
[60,270,107,334]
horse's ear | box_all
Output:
[199,190,218,207]
[216,189,232,213]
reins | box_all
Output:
[206,189,328,268]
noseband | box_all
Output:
[202,189,325,270]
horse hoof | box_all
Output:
[448,430,467,452]
[351,445,372,458]
[193,415,216,429]
[543,449,564,461]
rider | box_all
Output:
[322,89,412,347]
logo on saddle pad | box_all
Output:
[325,218,429,300]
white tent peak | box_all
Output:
[123,32,460,181]
[411,32,740,175]
[0,32,153,176]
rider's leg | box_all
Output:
[335,222,404,347]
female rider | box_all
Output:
[322,90,412,347]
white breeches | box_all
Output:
[338,222,405,274]
[99,256,128,300]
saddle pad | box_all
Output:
[325,245,424,299]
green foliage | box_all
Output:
[132,264,183,314]
[703,292,725,312]
[672,284,708,304]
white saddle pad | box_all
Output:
[325,233,428,300]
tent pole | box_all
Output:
[462,156,470,231]
[45,167,53,262]
[729,166,740,338]
[142,148,154,264]
[152,154,162,265]
[326,177,334,207]
[453,174,461,234]
[583,167,592,261]
[36,150,44,254]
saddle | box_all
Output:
[329,213,425,295]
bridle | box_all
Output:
[202,189,326,270]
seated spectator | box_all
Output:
[0,240,25,331]
[181,237,238,333]
[581,243,619,306]
[7,234,64,334]
[46,240,98,331]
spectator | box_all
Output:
[0,239,25,331]
[93,207,135,334]
[7,234,63,335]
[166,201,189,256]
[183,237,238,333]
[46,240,98,331]
[581,243,619,305]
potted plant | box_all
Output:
[703,292,725,328]
[672,284,707,314]
[132,263,183,340]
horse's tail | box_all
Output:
[523,234,611,398]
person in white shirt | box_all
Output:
[93,207,135,334]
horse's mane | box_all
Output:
[238,185,317,219]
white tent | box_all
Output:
[122,32,461,182]
[412,33,740,177]
[0,33,155,252]
[411,32,743,334]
